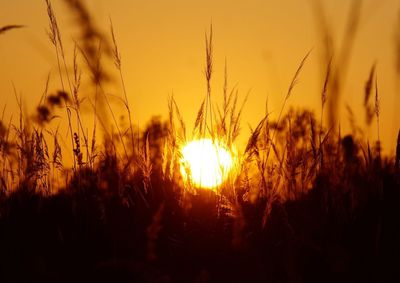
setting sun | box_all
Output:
[180,139,234,190]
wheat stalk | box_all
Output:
[110,19,135,167]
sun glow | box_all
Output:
[180,138,234,190]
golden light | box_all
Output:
[180,138,234,190]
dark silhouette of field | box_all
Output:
[1,115,399,282]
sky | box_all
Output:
[1,0,399,156]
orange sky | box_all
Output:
[1,0,399,156]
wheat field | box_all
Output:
[0,1,400,282]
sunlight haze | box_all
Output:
[1,0,399,156]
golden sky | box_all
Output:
[1,0,399,155]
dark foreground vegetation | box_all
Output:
[1,117,399,282]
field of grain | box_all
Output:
[1,1,400,282]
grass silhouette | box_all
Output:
[0,1,399,282]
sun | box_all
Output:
[180,138,234,190]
